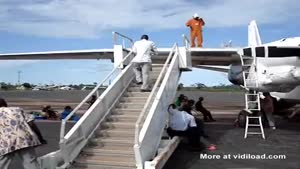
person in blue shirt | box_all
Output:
[60,106,80,122]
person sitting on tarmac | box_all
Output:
[167,104,201,148]
[60,106,80,122]
[42,105,58,120]
[175,94,185,107]
[180,99,210,139]
[195,97,216,122]
[167,104,215,151]
[87,95,97,108]
[179,99,193,114]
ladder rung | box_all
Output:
[248,124,261,127]
[248,110,260,111]
[247,101,259,103]
[247,116,261,119]
[247,132,262,134]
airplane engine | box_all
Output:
[228,65,243,85]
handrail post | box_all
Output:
[182,34,190,49]
[60,120,66,143]
[112,32,117,46]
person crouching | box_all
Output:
[167,104,200,148]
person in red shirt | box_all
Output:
[186,13,205,47]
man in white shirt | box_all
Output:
[167,104,200,147]
[169,104,197,131]
[132,35,158,92]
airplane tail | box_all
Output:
[248,20,262,46]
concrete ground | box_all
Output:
[2,91,300,169]
[163,112,300,169]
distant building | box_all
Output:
[16,86,26,90]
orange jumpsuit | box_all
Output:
[186,18,205,47]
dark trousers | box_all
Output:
[167,119,208,146]
[198,108,214,121]
[167,127,200,146]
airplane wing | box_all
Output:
[0,47,240,66]
[0,49,115,60]
[189,48,240,66]
[194,65,229,73]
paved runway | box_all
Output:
[163,113,300,169]
[2,91,299,169]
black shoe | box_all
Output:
[210,119,216,122]
[136,82,142,85]
[141,89,151,92]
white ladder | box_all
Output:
[244,116,265,139]
[240,54,265,139]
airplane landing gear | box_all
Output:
[236,110,250,128]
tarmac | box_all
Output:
[163,112,300,169]
[1,91,299,169]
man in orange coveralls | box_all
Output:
[186,13,205,47]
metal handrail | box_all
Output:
[134,43,177,145]
[60,50,134,142]
[112,31,134,47]
[182,34,190,49]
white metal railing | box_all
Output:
[59,61,135,167]
[135,44,177,145]
[182,34,190,49]
[113,31,134,49]
[60,50,134,142]
[134,44,181,168]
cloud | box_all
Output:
[0,0,299,38]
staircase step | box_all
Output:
[123,92,151,97]
[102,122,135,129]
[75,155,135,167]
[90,137,134,146]
[119,96,148,103]
[96,128,134,137]
[107,114,138,122]
[111,108,142,115]
[82,145,134,156]
[116,103,144,109]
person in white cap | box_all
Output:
[186,13,205,47]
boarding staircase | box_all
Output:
[71,65,162,169]
[240,51,265,139]
[39,33,184,169]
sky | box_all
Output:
[0,0,299,86]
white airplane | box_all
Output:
[198,20,300,118]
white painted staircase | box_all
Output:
[71,66,162,169]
